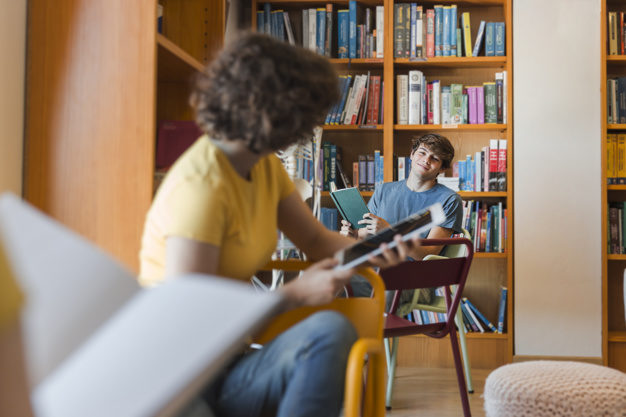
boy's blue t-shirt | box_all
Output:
[367,181,463,238]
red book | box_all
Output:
[497,139,507,191]
[621,12,625,55]
[370,76,381,124]
[425,9,435,58]
[489,139,499,191]
[156,121,203,169]
[427,82,434,124]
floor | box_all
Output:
[385,366,491,417]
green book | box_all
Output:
[483,82,497,123]
[330,187,369,229]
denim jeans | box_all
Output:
[205,310,358,417]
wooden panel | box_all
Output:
[396,334,507,369]
[24,0,156,271]
[608,342,626,372]
[161,0,225,65]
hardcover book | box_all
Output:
[330,187,370,228]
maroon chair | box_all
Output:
[381,238,474,417]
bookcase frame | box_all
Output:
[251,0,513,369]
[24,0,225,271]
[601,0,626,373]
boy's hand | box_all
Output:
[358,213,391,235]
[340,220,357,238]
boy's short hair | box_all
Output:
[410,133,455,169]
[190,32,340,154]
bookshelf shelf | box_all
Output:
[329,58,384,69]
[394,123,506,131]
[323,125,383,131]
[394,56,506,68]
[474,252,507,258]
[607,184,626,190]
[607,254,626,261]
[607,124,626,130]
[458,191,507,198]
[157,34,204,82]
[609,331,626,342]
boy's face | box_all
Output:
[410,145,444,182]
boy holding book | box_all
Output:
[139,32,419,417]
[341,133,463,297]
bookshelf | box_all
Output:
[252,0,513,368]
[24,0,225,271]
[602,0,626,373]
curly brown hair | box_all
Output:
[410,133,455,169]
[190,32,340,153]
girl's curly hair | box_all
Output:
[190,32,340,153]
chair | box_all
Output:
[384,229,474,411]
[256,260,387,417]
[380,238,474,417]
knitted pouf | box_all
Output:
[484,361,626,417]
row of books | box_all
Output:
[396,71,507,125]
[606,134,626,184]
[325,73,384,126]
[455,139,508,192]
[393,4,505,59]
[462,200,507,253]
[608,11,626,56]
[608,202,626,254]
[405,288,507,333]
[257,2,384,59]
[606,77,626,124]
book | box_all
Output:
[337,9,349,58]
[330,186,369,228]
[393,3,404,58]
[497,286,508,333]
[461,299,483,332]
[497,139,507,191]
[489,139,499,191]
[283,12,295,45]
[485,22,495,56]
[397,74,409,124]
[434,5,443,56]
[408,70,422,124]
[494,22,505,56]
[425,8,435,57]
[461,12,472,57]
[442,6,451,56]
[484,82,497,123]
[449,5,457,57]
[463,297,497,332]
[325,4,334,57]
[472,21,486,56]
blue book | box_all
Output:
[256,11,265,33]
[485,22,495,56]
[442,6,450,56]
[333,75,352,124]
[410,3,418,59]
[374,150,383,189]
[463,298,497,332]
[264,3,271,35]
[497,286,508,333]
[316,8,326,55]
[330,144,337,187]
[458,160,466,191]
[337,10,349,58]
[485,209,492,252]
[434,5,443,56]
[450,5,457,56]
[495,22,505,56]
[349,0,358,59]
[277,11,285,41]
[460,302,478,332]
[472,21,486,57]
[326,76,345,125]
[465,155,472,190]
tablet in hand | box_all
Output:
[334,203,445,270]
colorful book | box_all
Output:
[472,21,486,56]
[484,82,497,123]
[461,299,484,332]
[462,12,472,57]
[426,8,435,57]
[497,286,508,333]
[485,22,495,56]
[449,5,457,57]
[337,9,349,58]
[349,0,358,58]
[494,22,505,56]
[434,5,443,56]
[442,6,451,56]
[463,297,496,332]
[497,139,507,191]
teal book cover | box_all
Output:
[330,187,369,229]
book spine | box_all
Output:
[309,8,317,52]
[441,87,451,125]
[468,87,477,124]
[376,5,384,58]
[415,6,423,58]
[498,139,507,191]
[408,71,422,124]
[349,1,357,58]
[485,22,495,56]
[610,12,618,55]
[325,4,333,57]
[366,154,375,191]
[264,3,271,35]
[449,5,457,57]
[502,70,508,124]
[410,3,417,59]
[337,10,349,58]
[462,12,472,57]
[432,80,440,125]
[494,22,505,56]
[462,299,483,332]
[323,142,331,191]
[353,161,359,190]
[316,9,326,55]
[442,6,450,56]
[484,82,497,124]
[497,286,508,333]
[283,12,295,45]
[489,139,499,191]
[374,150,383,189]
[476,86,485,124]
[434,5,443,56]
[495,72,504,124]
[256,10,264,34]
[402,3,411,58]
[397,74,409,124]
[451,83,463,124]
[398,156,406,181]
[358,155,367,191]
[464,298,496,332]
[372,76,381,124]
[426,9,435,58]
[330,143,337,188]
[472,20,486,57]
[394,3,403,58]
[302,9,309,48]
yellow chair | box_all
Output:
[256,260,387,417]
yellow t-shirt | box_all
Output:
[0,241,23,330]
[139,136,295,286]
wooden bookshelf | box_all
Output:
[602,0,626,373]
[24,1,225,271]
[252,0,513,369]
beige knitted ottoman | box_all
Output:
[484,361,626,417]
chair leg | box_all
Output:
[384,337,398,410]
[449,325,472,417]
[455,309,474,393]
